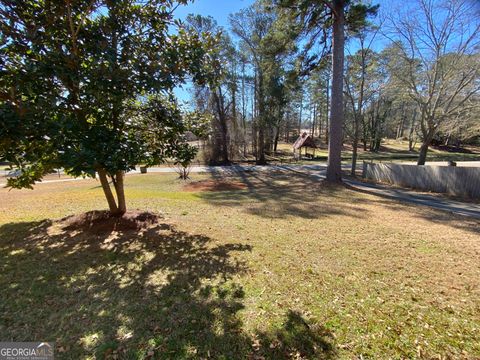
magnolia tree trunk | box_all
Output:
[97,168,127,216]
[326,0,345,183]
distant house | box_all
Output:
[293,132,317,158]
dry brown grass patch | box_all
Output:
[183,179,247,192]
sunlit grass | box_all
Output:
[0,172,479,359]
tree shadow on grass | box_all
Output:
[0,218,337,359]
[198,168,368,220]
[253,310,336,360]
[414,209,480,236]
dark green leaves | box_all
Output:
[0,0,215,186]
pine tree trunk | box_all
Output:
[326,0,345,183]
[253,69,258,161]
[274,125,280,153]
[311,104,316,136]
[257,126,266,164]
[351,115,360,177]
[256,71,266,165]
[397,103,406,139]
[362,116,368,151]
[325,74,330,144]
[241,62,248,157]
[265,125,273,155]
[318,108,323,143]
[408,109,417,151]
[213,89,229,164]
[298,91,303,136]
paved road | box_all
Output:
[2,163,479,219]
[345,177,480,219]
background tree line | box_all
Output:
[1,0,478,215]
[188,0,479,173]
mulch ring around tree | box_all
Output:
[183,179,247,192]
[58,210,162,234]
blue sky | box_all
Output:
[170,0,423,103]
[172,0,480,106]
[172,0,390,103]
[173,0,255,103]
[175,0,256,28]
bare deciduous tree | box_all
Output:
[385,0,480,164]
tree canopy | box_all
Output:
[0,0,217,214]
[1,0,479,215]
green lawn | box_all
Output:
[0,171,479,359]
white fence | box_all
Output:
[363,162,480,199]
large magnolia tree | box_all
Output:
[0,0,217,215]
